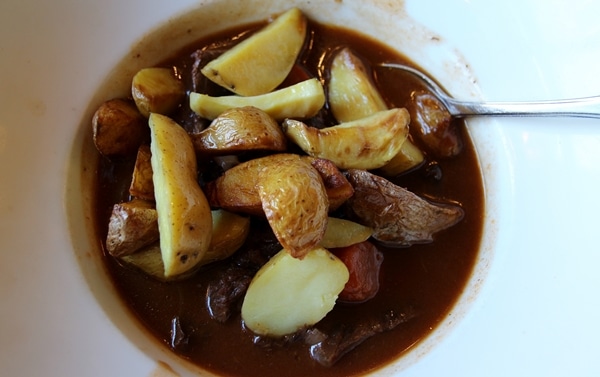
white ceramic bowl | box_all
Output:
[2,0,600,376]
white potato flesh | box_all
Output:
[189,78,325,121]
[320,217,373,249]
[149,113,212,277]
[241,247,349,337]
[201,8,307,96]
[283,108,410,170]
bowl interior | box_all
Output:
[66,1,510,375]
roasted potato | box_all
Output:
[191,106,287,155]
[327,48,424,175]
[121,209,250,281]
[105,199,159,257]
[132,67,185,118]
[241,247,349,337]
[92,98,147,156]
[201,8,307,96]
[129,144,155,201]
[205,154,352,216]
[328,47,389,123]
[189,78,325,121]
[257,154,329,258]
[345,169,464,246]
[149,113,212,277]
[283,108,410,170]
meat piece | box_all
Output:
[105,199,159,257]
[331,241,384,303]
[308,307,417,367]
[344,169,464,247]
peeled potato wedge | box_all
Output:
[191,106,286,155]
[149,113,212,277]
[189,78,325,121]
[257,155,328,258]
[283,108,410,170]
[320,217,373,249]
[201,8,307,96]
[328,47,389,123]
[241,247,349,337]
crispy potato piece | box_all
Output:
[257,155,328,258]
[304,157,353,211]
[205,154,353,215]
[241,247,349,337]
[345,169,464,246]
[320,217,373,249]
[327,48,424,175]
[105,199,159,257]
[149,113,212,277]
[283,108,410,170]
[191,106,287,155]
[201,8,307,96]
[121,209,250,281]
[92,98,147,156]
[132,67,185,118]
[328,47,389,123]
[189,78,325,121]
[129,144,155,201]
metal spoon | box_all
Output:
[379,62,600,119]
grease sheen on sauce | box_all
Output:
[93,20,484,377]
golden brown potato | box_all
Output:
[304,157,354,211]
[105,199,159,257]
[327,48,424,175]
[92,98,147,156]
[132,67,185,118]
[191,106,287,155]
[205,154,353,216]
[129,144,155,201]
[201,8,307,96]
[283,108,410,170]
[328,47,389,123]
[257,155,328,258]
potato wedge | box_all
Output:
[328,47,389,123]
[132,67,185,118]
[189,78,325,121]
[327,48,424,175]
[303,157,353,211]
[241,247,349,337]
[283,108,410,170]
[92,98,147,156]
[129,144,155,201]
[149,113,212,277]
[320,217,373,249]
[121,209,250,281]
[191,106,287,155]
[105,199,159,257]
[201,8,307,96]
[257,155,328,258]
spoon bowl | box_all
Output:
[380,62,600,119]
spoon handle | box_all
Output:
[444,95,600,119]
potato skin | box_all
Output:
[92,98,147,156]
[257,155,329,258]
[192,106,287,155]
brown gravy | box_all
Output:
[93,19,484,377]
